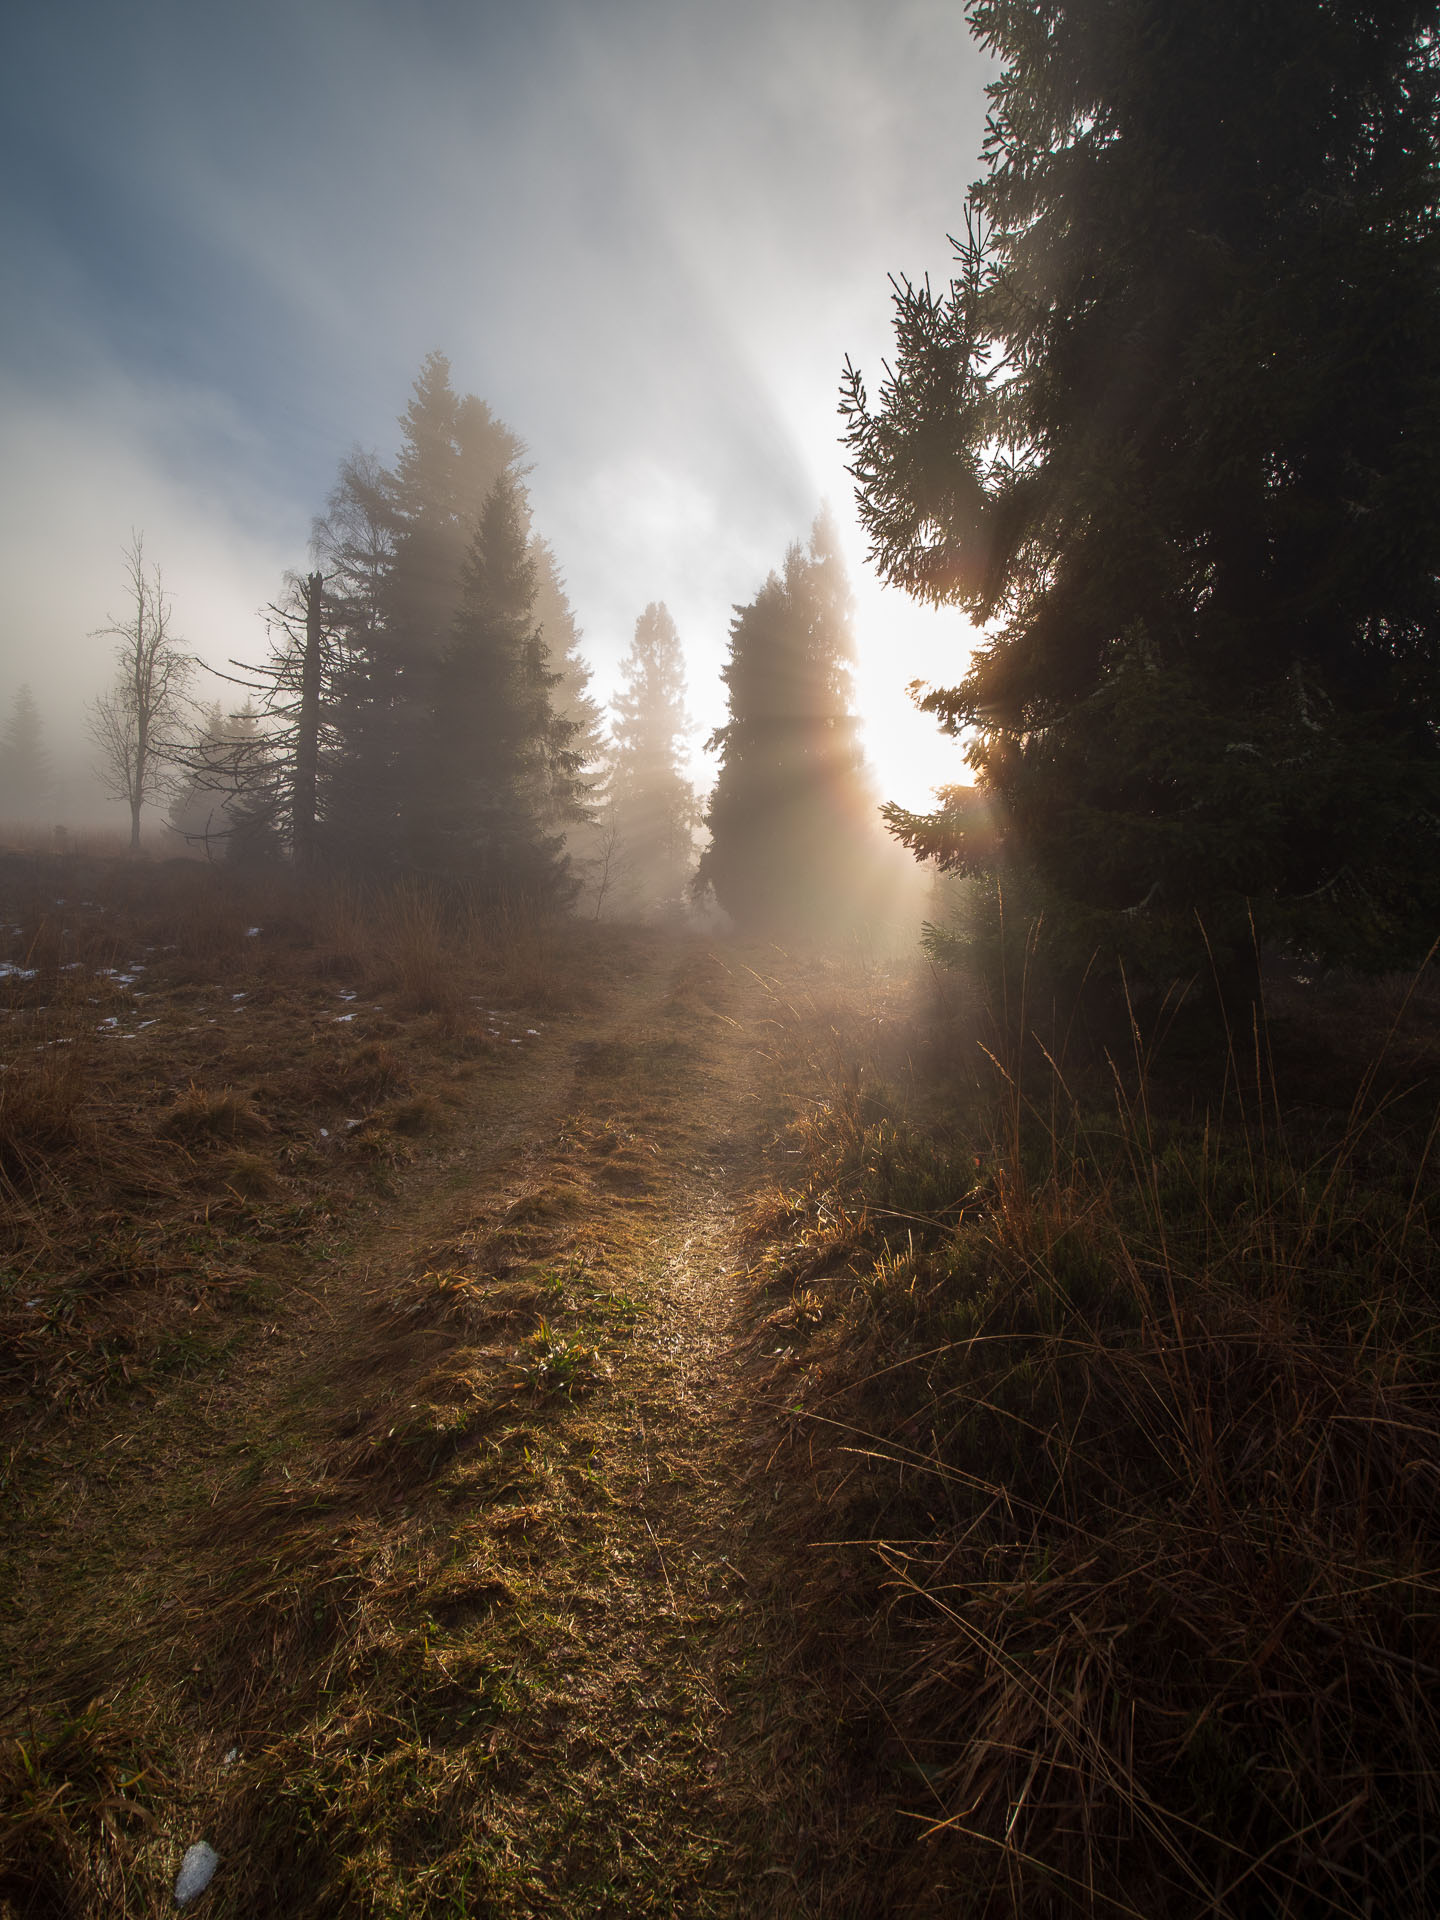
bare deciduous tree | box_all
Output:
[89,535,193,850]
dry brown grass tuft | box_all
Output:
[220,1150,283,1200]
[375,881,465,1014]
[156,1082,270,1143]
[754,950,1440,1917]
[0,1044,89,1178]
[385,1093,447,1136]
[0,1699,169,1916]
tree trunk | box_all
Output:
[293,573,323,871]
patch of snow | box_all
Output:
[334,1012,355,1022]
[174,1840,220,1904]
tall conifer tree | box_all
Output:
[697,514,882,930]
[607,602,699,916]
[309,357,595,878]
[424,473,581,900]
[0,686,54,824]
[843,0,1440,975]
[531,538,606,867]
[312,451,399,865]
[382,354,524,865]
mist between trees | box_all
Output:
[3,350,918,940]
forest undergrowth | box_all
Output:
[749,927,1440,1916]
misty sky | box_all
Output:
[0,0,993,814]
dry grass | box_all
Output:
[0,1043,90,1178]
[0,912,787,1920]
[155,1083,271,1142]
[0,854,618,1421]
[748,947,1440,1916]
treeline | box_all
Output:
[36,351,894,932]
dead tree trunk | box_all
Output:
[292,572,323,871]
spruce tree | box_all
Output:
[607,602,699,916]
[424,473,581,901]
[385,355,522,667]
[311,359,598,880]
[843,0,1440,977]
[312,451,400,866]
[383,354,524,866]
[697,514,882,931]
[531,537,606,865]
[0,685,54,825]
[169,703,240,852]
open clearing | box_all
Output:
[10,861,1439,1917]
[0,866,921,1919]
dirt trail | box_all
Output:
[3,935,882,1918]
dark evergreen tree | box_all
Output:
[423,472,582,901]
[385,355,523,664]
[311,451,400,865]
[607,602,699,916]
[0,685,54,824]
[169,702,259,853]
[309,358,597,881]
[696,514,885,931]
[532,539,603,765]
[842,0,1440,977]
[382,354,524,865]
[530,537,606,862]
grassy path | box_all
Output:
[2,935,885,1918]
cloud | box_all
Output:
[1,0,992,815]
